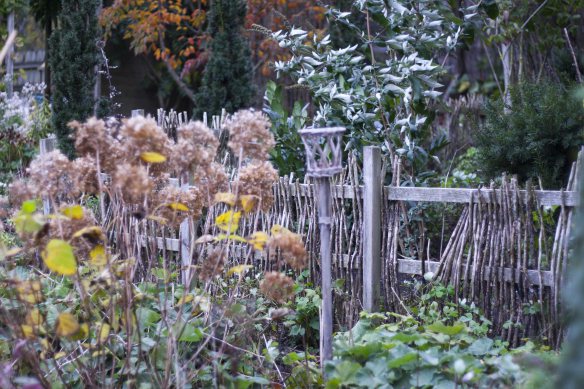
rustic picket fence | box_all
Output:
[39,122,580,349]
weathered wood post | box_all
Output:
[363,146,382,311]
[39,136,57,215]
[6,11,14,97]
[299,127,345,372]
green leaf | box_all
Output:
[387,352,417,368]
[468,337,493,356]
[426,322,465,336]
[179,323,203,342]
[136,308,161,327]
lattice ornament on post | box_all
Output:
[298,127,346,178]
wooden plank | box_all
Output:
[285,184,577,207]
[386,186,578,207]
[39,137,57,215]
[138,235,179,251]
[362,147,382,311]
[397,258,554,287]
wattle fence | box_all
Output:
[39,126,580,349]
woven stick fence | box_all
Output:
[39,128,579,348]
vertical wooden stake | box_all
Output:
[318,178,333,369]
[6,12,14,97]
[179,184,192,286]
[39,137,57,215]
[363,146,382,311]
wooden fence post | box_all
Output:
[40,137,57,215]
[179,183,193,286]
[363,146,382,311]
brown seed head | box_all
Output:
[198,248,226,281]
[269,230,308,270]
[260,271,295,304]
[225,109,275,160]
[235,161,278,212]
[112,163,153,204]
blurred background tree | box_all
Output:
[193,0,253,117]
[49,0,102,157]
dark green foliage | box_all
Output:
[263,81,307,177]
[559,161,584,388]
[475,82,584,188]
[326,284,526,388]
[194,0,254,118]
[49,0,100,158]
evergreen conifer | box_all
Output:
[194,0,254,118]
[49,0,100,158]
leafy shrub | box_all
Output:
[269,0,479,181]
[475,82,584,188]
[0,83,51,193]
[263,80,308,177]
[326,283,536,388]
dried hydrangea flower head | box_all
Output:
[235,161,278,212]
[152,184,204,227]
[260,271,295,303]
[70,117,124,174]
[49,205,97,249]
[268,229,308,270]
[112,163,153,204]
[173,121,219,173]
[194,162,229,207]
[27,150,78,199]
[121,116,173,175]
[0,195,9,219]
[72,156,100,195]
[198,248,226,281]
[225,109,275,160]
[8,179,38,207]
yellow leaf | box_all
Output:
[21,324,36,339]
[240,195,259,213]
[5,247,22,257]
[140,151,167,163]
[25,309,44,326]
[54,351,67,360]
[215,211,241,233]
[72,226,105,242]
[91,350,109,357]
[227,265,253,276]
[168,202,189,212]
[146,215,168,225]
[71,323,89,340]
[195,234,216,244]
[248,232,269,251]
[56,313,80,338]
[216,234,247,243]
[89,245,108,267]
[61,205,84,220]
[214,192,236,206]
[42,240,77,276]
[16,280,43,304]
[97,322,110,343]
[40,338,50,352]
[177,294,194,306]
[271,224,291,235]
